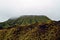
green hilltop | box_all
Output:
[0,15,51,28]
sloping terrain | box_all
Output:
[0,15,60,40]
[0,21,60,40]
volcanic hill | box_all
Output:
[0,15,60,40]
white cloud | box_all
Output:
[0,0,60,22]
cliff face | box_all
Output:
[0,21,60,40]
[0,15,60,40]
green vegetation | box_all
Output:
[0,15,51,28]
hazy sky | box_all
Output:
[0,0,60,22]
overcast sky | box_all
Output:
[0,0,60,22]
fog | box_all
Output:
[0,0,60,22]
